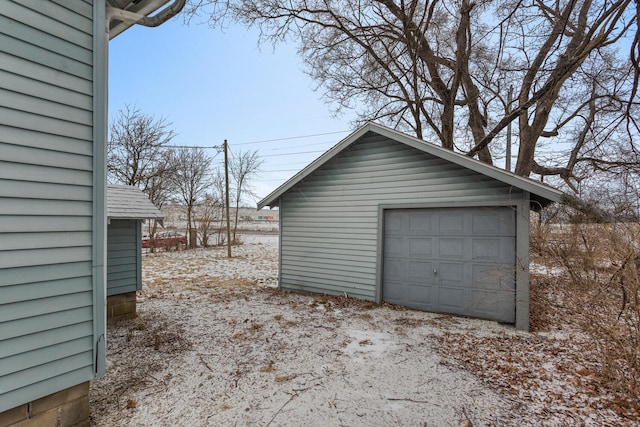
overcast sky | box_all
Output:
[108,17,358,205]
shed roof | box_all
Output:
[258,122,564,210]
[107,185,164,222]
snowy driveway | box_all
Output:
[90,234,631,426]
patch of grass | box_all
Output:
[260,361,276,373]
[274,374,297,383]
[394,317,427,327]
[132,321,147,331]
[231,331,245,339]
[250,322,263,331]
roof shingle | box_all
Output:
[107,185,164,221]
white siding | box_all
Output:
[279,133,525,300]
[0,0,102,412]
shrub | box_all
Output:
[531,221,640,406]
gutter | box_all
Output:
[107,0,187,39]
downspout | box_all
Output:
[106,0,186,37]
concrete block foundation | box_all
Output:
[107,291,137,322]
[0,382,89,427]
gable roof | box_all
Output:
[107,185,164,222]
[258,122,563,210]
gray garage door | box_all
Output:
[383,207,516,323]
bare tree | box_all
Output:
[229,149,263,243]
[195,169,227,247]
[196,193,225,247]
[173,147,213,248]
[108,105,178,199]
[108,105,178,246]
[187,0,638,192]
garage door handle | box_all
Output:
[433,268,437,275]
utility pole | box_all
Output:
[506,86,513,172]
[224,139,232,258]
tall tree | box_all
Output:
[187,0,638,192]
[173,147,213,248]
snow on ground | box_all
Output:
[90,234,638,426]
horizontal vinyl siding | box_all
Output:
[0,180,92,202]
[280,134,524,300]
[0,1,97,413]
[107,220,141,296]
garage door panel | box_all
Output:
[383,280,406,302]
[384,237,404,257]
[439,238,464,258]
[438,262,464,285]
[439,211,466,234]
[472,209,515,235]
[472,237,515,263]
[437,286,467,312]
[472,264,514,289]
[470,290,514,319]
[385,212,404,233]
[408,260,432,281]
[407,283,432,306]
[409,237,433,257]
[384,258,406,281]
[408,213,435,233]
[383,207,516,324]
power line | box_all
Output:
[231,130,350,146]
[167,144,223,150]
[260,149,326,158]
[267,140,338,151]
[159,123,353,154]
[258,168,305,173]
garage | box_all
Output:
[383,207,516,323]
[258,122,563,330]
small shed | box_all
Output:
[106,185,163,321]
[258,122,563,330]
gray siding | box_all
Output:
[279,133,525,300]
[107,220,142,296]
[0,0,104,412]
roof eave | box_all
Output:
[257,123,375,209]
[257,122,564,209]
[370,124,563,206]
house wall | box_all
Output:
[0,0,106,416]
[107,220,141,296]
[279,132,528,302]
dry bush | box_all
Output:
[531,221,640,410]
